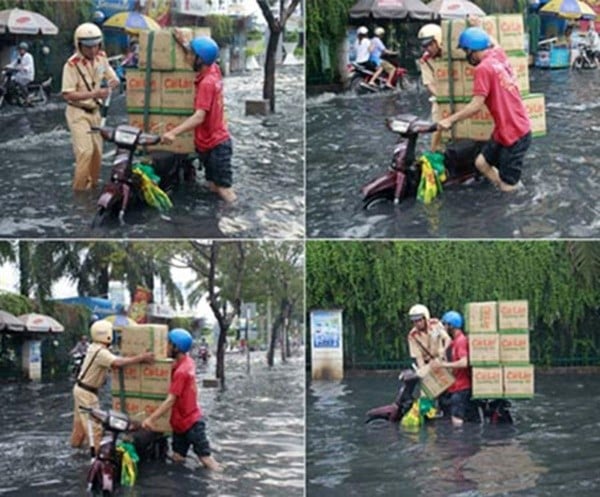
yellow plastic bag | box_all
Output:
[416,152,446,204]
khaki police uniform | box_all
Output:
[62,52,118,191]
[419,54,440,121]
[70,342,117,450]
[408,318,451,366]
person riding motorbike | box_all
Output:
[354,26,372,66]
[367,27,398,88]
[432,311,472,427]
[198,337,209,363]
[70,320,154,452]
[6,42,35,105]
[417,24,444,151]
[62,22,120,191]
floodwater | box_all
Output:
[0,351,304,496]
[0,65,304,239]
[306,373,600,497]
[307,68,600,238]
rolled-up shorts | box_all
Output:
[481,132,531,185]
[449,389,472,420]
[197,138,233,188]
[380,59,395,75]
[172,419,212,458]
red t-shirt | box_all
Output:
[193,64,230,151]
[448,330,471,393]
[168,354,203,433]
[472,47,531,146]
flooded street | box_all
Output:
[0,352,304,496]
[307,69,600,238]
[0,65,304,239]
[307,373,600,497]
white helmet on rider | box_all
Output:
[357,26,369,36]
[409,304,430,322]
[418,24,443,48]
[74,22,103,49]
[374,27,385,37]
[90,319,113,345]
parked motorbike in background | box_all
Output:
[346,57,408,94]
[0,67,52,108]
[572,42,600,69]
[70,352,85,380]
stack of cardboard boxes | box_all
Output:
[435,15,546,142]
[466,300,534,399]
[111,324,173,432]
[126,27,210,155]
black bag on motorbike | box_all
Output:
[132,428,168,463]
[443,139,484,178]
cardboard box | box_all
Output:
[111,364,141,394]
[498,300,529,331]
[120,324,169,359]
[433,59,463,99]
[524,94,547,137]
[503,365,534,398]
[438,101,470,141]
[125,70,161,111]
[446,94,546,141]
[469,333,500,366]
[493,14,526,53]
[160,71,196,112]
[112,395,171,433]
[139,27,211,71]
[417,363,455,399]
[464,302,497,333]
[442,15,524,60]
[140,359,173,395]
[507,53,530,95]
[128,113,195,154]
[472,366,503,398]
[499,332,530,365]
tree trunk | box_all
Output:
[263,28,281,112]
[18,241,31,297]
[267,297,288,367]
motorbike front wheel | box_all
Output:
[91,207,109,229]
[363,191,396,210]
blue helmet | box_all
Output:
[190,36,219,65]
[441,310,463,329]
[458,27,492,51]
[168,328,193,353]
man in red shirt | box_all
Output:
[142,328,220,471]
[433,310,471,427]
[162,33,236,203]
[438,27,531,193]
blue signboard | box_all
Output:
[310,310,342,350]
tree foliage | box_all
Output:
[306,241,600,367]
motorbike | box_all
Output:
[81,406,168,496]
[572,43,600,70]
[346,57,408,94]
[71,352,86,380]
[91,124,196,228]
[0,66,52,108]
[365,369,513,425]
[361,113,484,209]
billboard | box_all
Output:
[310,309,343,380]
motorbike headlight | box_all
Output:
[108,413,129,431]
[388,119,410,133]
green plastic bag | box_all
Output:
[416,152,446,204]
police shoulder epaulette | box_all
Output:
[67,54,81,66]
